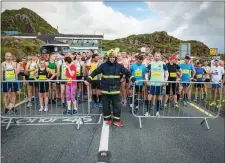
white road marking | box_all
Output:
[99,121,110,152]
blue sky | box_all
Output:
[104,2,159,20]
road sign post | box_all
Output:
[179,43,191,59]
[209,48,217,56]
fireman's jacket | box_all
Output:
[86,61,136,94]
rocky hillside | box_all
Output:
[102,31,210,56]
[1,8,58,34]
[1,36,42,61]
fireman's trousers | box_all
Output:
[102,94,121,122]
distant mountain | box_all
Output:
[102,31,210,57]
[1,7,58,34]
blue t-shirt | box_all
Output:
[179,64,194,82]
[195,67,206,82]
[130,63,147,86]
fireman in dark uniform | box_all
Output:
[84,50,136,127]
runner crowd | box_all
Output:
[1,50,225,115]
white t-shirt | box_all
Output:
[211,66,224,83]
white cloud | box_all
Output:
[146,2,224,53]
[136,7,144,11]
[200,2,209,11]
[1,2,224,52]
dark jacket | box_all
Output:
[87,61,135,94]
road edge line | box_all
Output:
[188,102,213,117]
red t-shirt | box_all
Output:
[66,64,77,86]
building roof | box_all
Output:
[10,33,38,36]
[9,33,104,45]
[10,33,104,38]
[36,34,67,44]
[54,34,104,38]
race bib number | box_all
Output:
[170,72,177,77]
[76,70,80,75]
[5,71,16,81]
[135,71,142,77]
[213,71,218,75]
[76,65,81,76]
[183,69,189,74]
[197,74,202,79]
[61,67,66,79]
[39,75,47,80]
[152,72,160,78]
[29,70,36,78]
[67,77,72,84]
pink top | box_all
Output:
[66,64,77,86]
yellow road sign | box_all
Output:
[209,48,217,56]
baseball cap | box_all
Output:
[43,53,48,58]
[170,56,177,60]
[185,55,191,60]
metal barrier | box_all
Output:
[1,80,102,130]
[131,80,223,130]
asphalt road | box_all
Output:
[1,100,224,163]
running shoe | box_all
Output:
[4,108,9,114]
[105,120,112,125]
[52,99,56,104]
[156,111,160,117]
[209,102,216,107]
[73,109,78,114]
[11,107,18,113]
[222,98,225,103]
[183,101,187,107]
[122,101,127,107]
[216,104,222,109]
[92,103,98,108]
[164,103,168,108]
[174,103,179,111]
[113,121,123,127]
[159,105,164,111]
[201,96,204,100]
[39,106,44,112]
[27,102,32,108]
[62,103,67,108]
[63,110,72,115]
[44,106,48,112]
[98,102,103,108]
[32,97,39,102]
[144,112,150,117]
